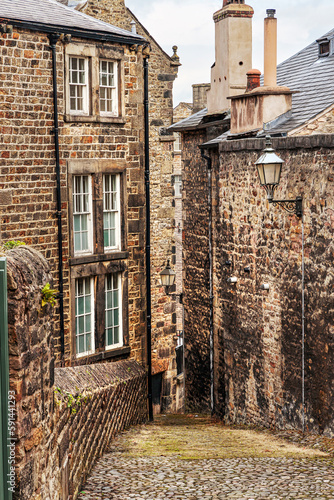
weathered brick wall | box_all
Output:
[6,246,59,500]
[54,359,147,499]
[78,0,181,411]
[0,27,147,366]
[183,132,334,434]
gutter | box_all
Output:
[48,33,65,363]
[3,18,146,45]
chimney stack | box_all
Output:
[207,0,254,115]
[264,9,277,87]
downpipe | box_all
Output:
[48,33,65,363]
[143,47,153,422]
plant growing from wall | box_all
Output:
[41,282,58,308]
[1,240,26,251]
[54,386,92,415]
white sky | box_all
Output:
[125,0,334,104]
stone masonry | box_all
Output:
[182,132,334,435]
[6,245,147,500]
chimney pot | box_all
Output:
[246,69,261,92]
[266,9,276,18]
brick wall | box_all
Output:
[183,132,334,434]
[0,26,147,367]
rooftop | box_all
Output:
[171,28,334,140]
[0,0,146,44]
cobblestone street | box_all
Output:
[78,416,334,500]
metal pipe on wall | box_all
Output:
[48,33,65,363]
[143,48,153,422]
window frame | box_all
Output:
[65,43,125,124]
[69,56,89,116]
[72,174,94,256]
[174,132,182,153]
[105,272,123,350]
[103,173,121,252]
[75,276,95,358]
[99,59,118,117]
[174,174,182,198]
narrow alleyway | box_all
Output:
[78,415,334,500]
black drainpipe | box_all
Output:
[201,150,214,415]
[143,48,153,421]
[48,33,65,363]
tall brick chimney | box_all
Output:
[207,0,254,115]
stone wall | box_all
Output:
[183,132,334,434]
[0,26,147,367]
[54,359,147,499]
[6,246,147,499]
[6,246,59,500]
[182,129,213,412]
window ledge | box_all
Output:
[159,136,175,142]
[75,346,131,365]
[70,251,129,266]
[65,114,127,125]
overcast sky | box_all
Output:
[125,0,334,105]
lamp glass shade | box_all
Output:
[160,260,176,288]
[256,162,282,187]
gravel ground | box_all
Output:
[78,416,334,500]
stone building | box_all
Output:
[172,0,334,433]
[0,0,149,376]
[66,0,183,413]
[1,0,184,414]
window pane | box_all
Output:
[78,335,85,354]
[77,296,84,315]
[114,327,119,344]
[113,289,118,308]
[78,316,84,334]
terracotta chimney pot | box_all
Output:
[246,69,261,91]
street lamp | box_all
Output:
[160,260,183,303]
[255,136,303,217]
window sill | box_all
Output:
[65,114,127,125]
[74,346,131,365]
[70,251,129,266]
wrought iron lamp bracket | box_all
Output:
[165,288,183,304]
[269,196,303,218]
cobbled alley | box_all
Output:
[78,415,334,500]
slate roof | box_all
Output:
[0,0,146,44]
[268,27,334,134]
[172,108,208,131]
[171,28,334,138]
